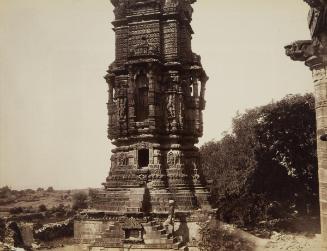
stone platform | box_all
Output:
[74,210,213,251]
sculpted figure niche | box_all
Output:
[135,72,149,122]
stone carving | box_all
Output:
[117,153,128,166]
[166,94,176,119]
[167,151,175,167]
[129,40,160,58]
[284,40,314,61]
[84,1,212,248]
[118,97,127,120]
[313,65,327,82]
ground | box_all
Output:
[0,188,324,250]
[220,223,323,251]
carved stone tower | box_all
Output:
[91,0,210,214]
[285,0,327,248]
[75,1,211,250]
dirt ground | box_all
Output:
[222,223,324,251]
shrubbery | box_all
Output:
[9,207,23,214]
[39,204,47,212]
[201,94,319,226]
[198,220,254,251]
[72,192,88,210]
[46,186,54,192]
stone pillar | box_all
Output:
[313,64,327,246]
[285,1,327,247]
[147,68,156,130]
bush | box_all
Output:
[0,217,5,242]
[198,220,254,251]
[39,204,47,212]
[9,207,23,214]
[46,186,54,192]
[72,192,88,210]
[0,186,11,198]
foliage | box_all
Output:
[46,186,54,192]
[39,204,47,212]
[0,217,5,242]
[198,220,254,251]
[0,186,12,198]
[200,94,318,225]
[72,192,88,210]
[9,207,23,214]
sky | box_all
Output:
[0,0,313,190]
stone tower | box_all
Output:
[285,0,327,248]
[91,0,210,213]
[75,1,211,249]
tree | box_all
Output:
[200,93,318,224]
[39,204,47,212]
[46,186,54,192]
[253,94,318,212]
[72,192,88,210]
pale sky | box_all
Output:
[0,0,313,189]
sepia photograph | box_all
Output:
[0,0,326,250]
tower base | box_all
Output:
[74,210,215,251]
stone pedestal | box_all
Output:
[74,210,213,251]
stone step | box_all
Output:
[142,220,157,227]
[144,232,162,239]
[173,241,184,250]
[160,233,169,239]
[143,224,162,231]
[158,228,166,234]
[149,220,157,226]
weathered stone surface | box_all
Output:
[93,0,211,214]
[75,0,212,249]
[35,219,73,241]
[18,223,34,248]
[285,0,327,248]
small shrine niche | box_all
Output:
[125,229,141,240]
[135,72,149,122]
[138,149,149,168]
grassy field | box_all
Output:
[0,187,92,217]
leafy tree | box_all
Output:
[0,186,11,198]
[200,93,318,224]
[72,192,88,210]
[253,94,318,212]
[46,186,54,192]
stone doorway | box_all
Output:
[138,149,149,168]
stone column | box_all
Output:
[147,68,156,130]
[313,63,327,247]
[285,1,327,246]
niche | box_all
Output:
[138,149,149,168]
[135,72,149,121]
